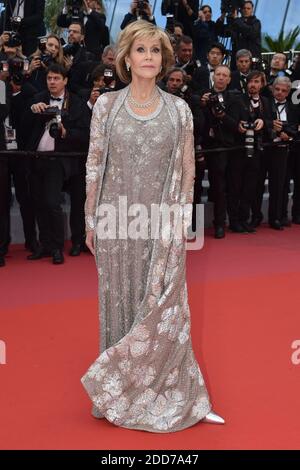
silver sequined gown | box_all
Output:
[81,88,212,433]
[98,99,174,352]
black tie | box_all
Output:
[50,96,62,102]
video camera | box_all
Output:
[41,106,65,139]
[66,0,83,19]
[220,0,244,16]
[0,57,29,85]
[207,93,226,115]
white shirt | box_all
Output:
[275,100,287,122]
[13,0,25,19]
[37,94,64,152]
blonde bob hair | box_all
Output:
[115,20,175,84]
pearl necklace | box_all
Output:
[127,88,160,109]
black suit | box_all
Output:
[228,71,249,94]
[238,94,273,223]
[57,11,109,57]
[202,89,243,227]
[161,0,198,39]
[0,103,9,256]
[192,65,213,94]
[265,100,298,223]
[216,15,261,70]
[25,90,90,251]
[0,0,45,56]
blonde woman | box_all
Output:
[81,20,224,432]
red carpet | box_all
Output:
[1,226,300,450]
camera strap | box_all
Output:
[9,0,25,19]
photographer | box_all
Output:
[229,49,252,94]
[193,4,218,65]
[238,70,273,230]
[200,64,243,238]
[64,22,91,93]
[216,0,261,70]
[82,64,115,109]
[25,64,90,264]
[121,1,156,30]
[174,35,200,84]
[192,42,226,94]
[57,0,108,57]
[267,77,298,229]
[27,34,65,91]
[0,0,45,56]
[161,0,198,39]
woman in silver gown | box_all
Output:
[81,20,225,433]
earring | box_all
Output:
[160,66,163,71]
[126,63,130,72]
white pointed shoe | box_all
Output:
[202,410,225,424]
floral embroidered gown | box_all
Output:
[81,86,212,433]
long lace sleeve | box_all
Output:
[85,95,109,231]
[180,104,195,205]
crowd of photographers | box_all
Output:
[0,0,300,267]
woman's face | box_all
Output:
[46,37,60,58]
[126,36,162,81]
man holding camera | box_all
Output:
[121,1,156,30]
[216,0,261,70]
[0,0,45,56]
[57,0,108,57]
[238,70,272,230]
[254,77,298,229]
[161,0,198,39]
[200,64,242,238]
[25,64,90,264]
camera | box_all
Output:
[66,0,83,19]
[1,57,29,85]
[243,122,256,158]
[10,16,22,30]
[221,0,244,16]
[63,42,80,57]
[97,68,115,94]
[3,30,22,47]
[208,93,226,115]
[165,13,175,34]
[41,106,64,139]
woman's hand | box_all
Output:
[86,230,95,255]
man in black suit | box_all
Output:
[229,49,252,94]
[265,77,298,229]
[216,0,261,70]
[57,0,108,57]
[192,42,226,94]
[161,0,198,39]
[121,1,156,29]
[200,65,243,238]
[0,0,45,56]
[238,71,273,229]
[25,64,90,264]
